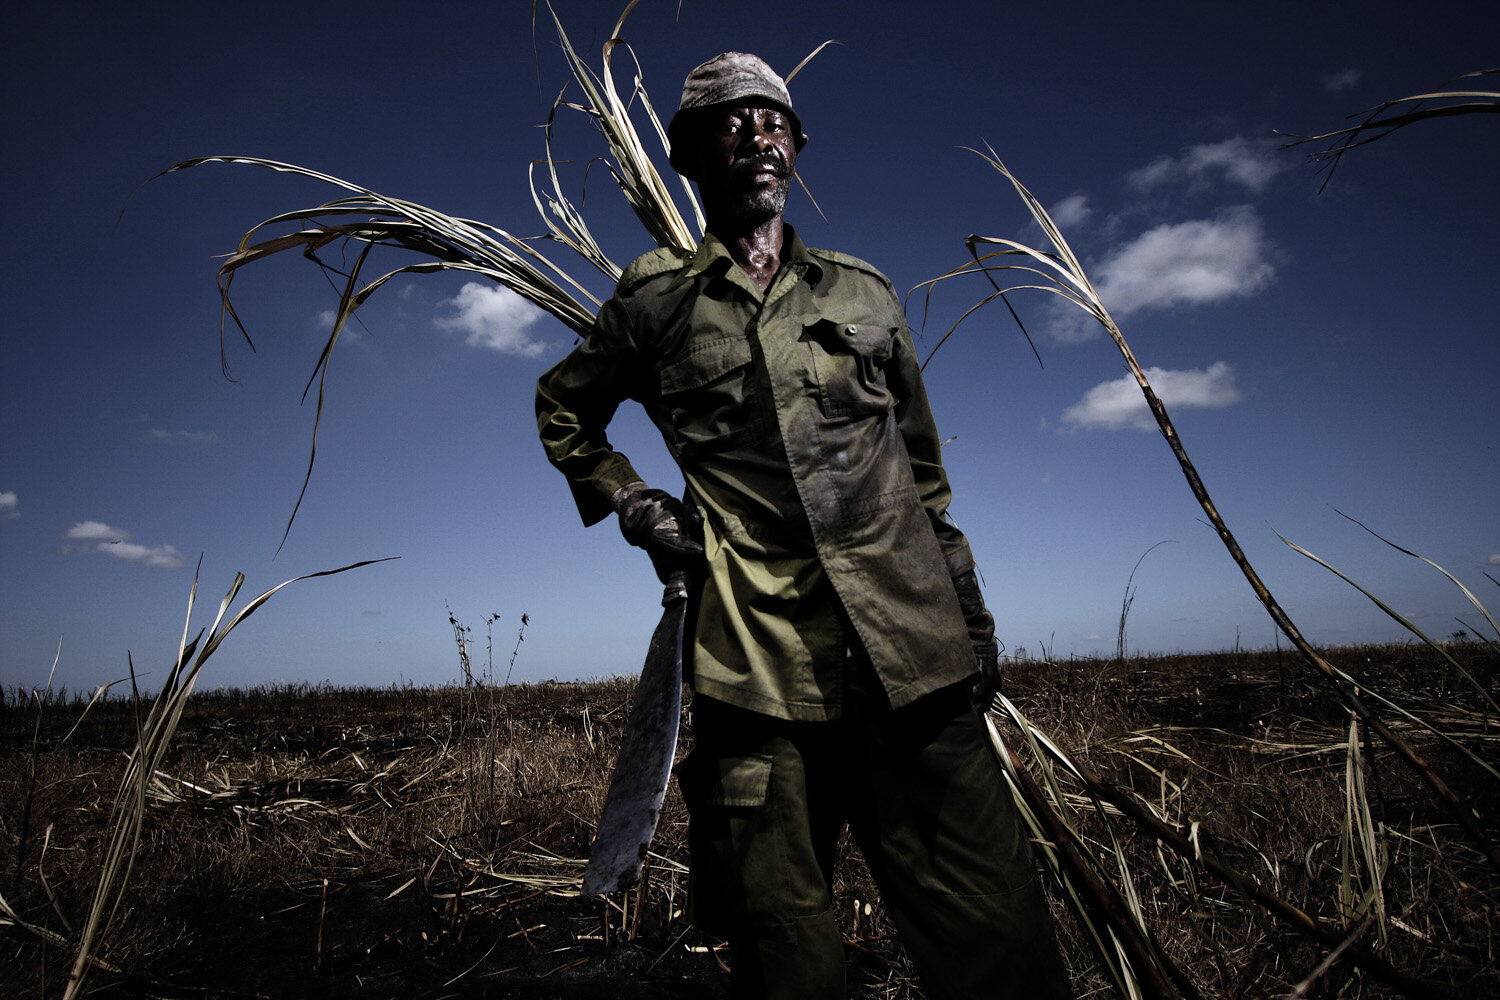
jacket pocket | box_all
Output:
[657,335,760,456]
[806,319,896,418]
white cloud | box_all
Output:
[1489,554,1500,566]
[1045,207,1275,342]
[1049,193,1092,229]
[0,491,17,520]
[1062,362,1243,431]
[1126,156,1176,192]
[102,542,186,569]
[61,521,185,569]
[67,520,128,542]
[1097,207,1275,313]
[1184,138,1288,194]
[435,282,550,357]
[315,307,364,343]
[1323,68,1362,93]
[1127,137,1288,195]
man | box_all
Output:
[537,52,1071,999]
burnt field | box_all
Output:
[3,642,1497,999]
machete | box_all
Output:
[580,568,691,895]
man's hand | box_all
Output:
[612,482,706,583]
[953,570,1003,712]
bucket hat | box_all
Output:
[666,52,808,177]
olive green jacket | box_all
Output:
[536,228,978,720]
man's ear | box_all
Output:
[678,147,701,183]
[667,112,705,181]
[678,129,707,183]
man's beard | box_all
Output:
[716,153,791,226]
[723,179,790,226]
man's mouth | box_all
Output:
[735,154,785,181]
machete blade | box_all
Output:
[580,571,689,895]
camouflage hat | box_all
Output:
[666,52,808,178]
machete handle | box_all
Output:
[662,569,691,606]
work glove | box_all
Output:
[611,481,705,583]
[953,569,1003,712]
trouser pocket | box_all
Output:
[680,722,837,935]
[678,748,774,937]
[679,738,845,998]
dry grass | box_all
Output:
[1280,67,1500,191]
[3,641,1495,999]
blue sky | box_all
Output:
[3,1,1497,694]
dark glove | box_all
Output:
[953,569,1003,712]
[611,481,705,583]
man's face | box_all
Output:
[692,102,798,227]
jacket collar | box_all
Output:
[683,225,824,292]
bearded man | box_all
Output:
[537,52,1071,1000]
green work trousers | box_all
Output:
[679,681,1072,999]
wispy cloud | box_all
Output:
[1323,68,1362,93]
[66,521,127,543]
[1049,193,1092,229]
[1062,362,1242,431]
[315,307,366,343]
[103,542,187,569]
[0,491,17,520]
[1490,554,1500,566]
[149,428,216,445]
[436,282,550,357]
[62,521,186,569]
[1128,137,1288,195]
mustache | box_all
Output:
[731,150,788,178]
